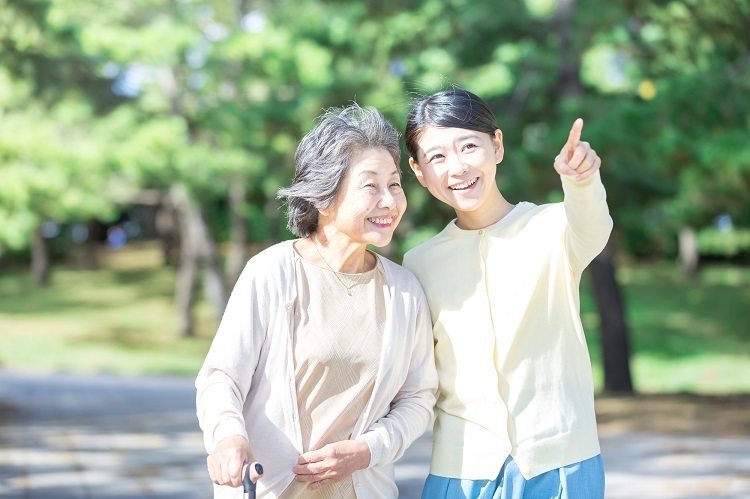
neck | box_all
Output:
[308,231,371,274]
[455,189,514,230]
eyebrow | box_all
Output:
[421,133,483,159]
[359,170,400,177]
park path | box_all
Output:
[0,369,748,498]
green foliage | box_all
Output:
[0,0,126,251]
[0,104,121,248]
[696,227,750,258]
[1,0,748,258]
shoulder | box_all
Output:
[507,201,566,226]
[248,240,294,264]
[241,240,296,282]
[515,200,562,216]
[377,254,421,289]
[402,228,451,267]
[375,253,430,307]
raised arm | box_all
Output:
[554,119,614,274]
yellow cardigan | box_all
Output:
[403,172,613,480]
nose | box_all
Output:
[447,154,468,176]
[379,187,396,209]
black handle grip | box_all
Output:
[243,463,264,498]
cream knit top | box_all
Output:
[282,253,385,499]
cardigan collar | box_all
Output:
[443,202,530,238]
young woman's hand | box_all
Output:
[293,439,371,490]
[554,118,602,182]
[207,434,255,487]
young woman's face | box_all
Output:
[409,126,504,215]
[322,147,407,248]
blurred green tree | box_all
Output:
[578,0,750,275]
[43,0,420,335]
[0,0,126,284]
[2,0,747,352]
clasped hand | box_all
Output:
[293,439,371,491]
[207,436,370,491]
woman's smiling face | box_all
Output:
[322,147,406,248]
[409,126,504,216]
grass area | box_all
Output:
[1,243,749,393]
[0,243,216,376]
[581,262,750,394]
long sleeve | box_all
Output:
[561,170,613,275]
[360,286,438,468]
[195,260,268,453]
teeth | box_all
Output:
[369,217,393,225]
[450,178,477,190]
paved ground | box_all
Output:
[0,369,749,498]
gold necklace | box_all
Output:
[313,240,365,296]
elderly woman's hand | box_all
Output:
[293,439,371,490]
[207,434,255,488]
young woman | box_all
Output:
[402,88,611,498]
[196,104,437,498]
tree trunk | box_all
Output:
[155,199,181,267]
[30,226,51,286]
[200,236,228,320]
[554,0,581,99]
[555,0,633,394]
[171,184,228,337]
[75,222,100,270]
[160,67,228,335]
[589,243,634,394]
[678,226,699,278]
[226,176,247,285]
[175,230,199,338]
[265,196,281,245]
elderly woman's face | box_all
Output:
[323,147,407,248]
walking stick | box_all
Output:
[243,462,264,499]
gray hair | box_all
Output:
[277,104,401,238]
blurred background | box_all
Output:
[2,0,749,392]
[0,0,749,497]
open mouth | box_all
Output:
[449,178,478,190]
[368,216,394,227]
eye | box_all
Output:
[428,153,445,163]
[462,143,478,152]
[390,181,402,189]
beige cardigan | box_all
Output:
[196,240,438,498]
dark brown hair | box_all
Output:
[404,88,499,162]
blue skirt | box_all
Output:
[420,455,604,499]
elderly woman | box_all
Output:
[196,104,438,499]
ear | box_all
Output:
[409,157,427,187]
[492,129,504,164]
[318,200,333,218]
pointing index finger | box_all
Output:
[566,118,584,157]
